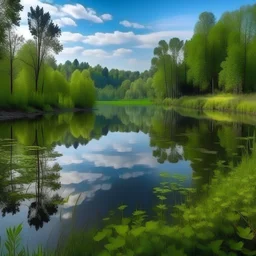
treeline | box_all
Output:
[0,2,95,110]
[58,59,155,101]
[152,4,256,98]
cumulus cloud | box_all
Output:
[81,48,133,58]
[53,17,77,27]
[120,20,145,29]
[83,31,134,45]
[20,0,112,26]
[112,143,132,152]
[113,48,133,57]
[82,49,110,58]
[80,30,192,47]
[60,171,103,185]
[119,171,145,180]
[82,153,157,169]
[61,4,103,23]
[101,14,113,21]
[60,32,87,43]
[57,155,83,165]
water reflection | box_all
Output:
[0,106,255,249]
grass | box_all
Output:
[162,94,256,115]
[96,99,154,106]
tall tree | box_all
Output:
[0,0,23,57]
[169,38,184,98]
[28,6,62,93]
[6,28,24,94]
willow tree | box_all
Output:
[28,5,62,93]
[169,38,183,98]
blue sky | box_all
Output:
[18,0,255,71]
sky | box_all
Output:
[17,0,255,71]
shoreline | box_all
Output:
[0,108,96,121]
[161,94,256,116]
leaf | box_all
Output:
[228,240,243,251]
[118,205,128,211]
[130,227,146,237]
[105,237,125,251]
[114,225,129,236]
[93,229,111,242]
[145,221,159,231]
[242,248,256,255]
[156,204,168,211]
[237,227,254,240]
[133,210,146,216]
[209,240,223,253]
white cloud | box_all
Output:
[20,0,112,25]
[61,4,103,23]
[53,17,77,27]
[81,30,192,47]
[58,155,83,165]
[60,171,103,185]
[61,32,87,43]
[113,48,133,57]
[61,46,84,55]
[82,153,157,169]
[120,20,145,29]
[119,171,145,180]
[83,31,135,46]
[82,49,110,58]
[101,14,113,21]
[112,143,132,152]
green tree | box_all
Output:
[169,38,184,97]
[28,5,62,93]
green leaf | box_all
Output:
[228,240,243,251]
[93,229,111,242]
[114,225,129,236]
[133,210,146,216]
[145,221,159,231]
[237,227,254,240]
[130,227,146,237]
[105,237,125,251]
[118,205,128,211]
[209,240,223,253]
[156,204,168,210]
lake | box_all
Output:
[0,105,254,251]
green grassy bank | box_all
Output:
[163,94,256,115]
[96,99,153,106]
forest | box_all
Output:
[57,3,256,101]
[1,2,256,110]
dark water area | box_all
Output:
[0,105,254,250]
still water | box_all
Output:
[0,105,254,250]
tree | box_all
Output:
[187,12,216,93]
[169,38,184,97]
[0,0,23,57]
[73,58,79,69]
[152,40,170,98]
[28,5,62,93]
[6,28,24,94]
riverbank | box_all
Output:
[0,108,95,121]
[162,94,256,115]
